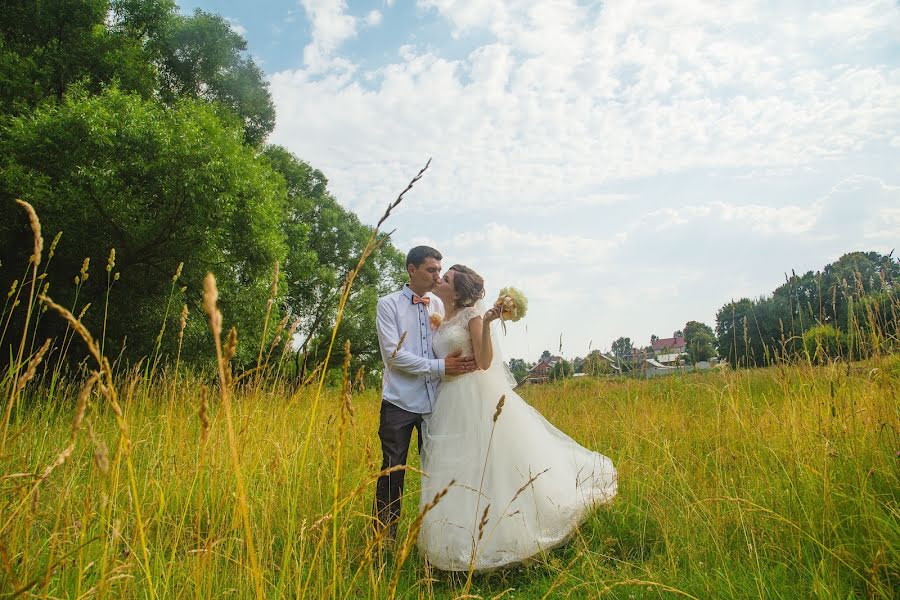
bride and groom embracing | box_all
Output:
[373,246,618,572]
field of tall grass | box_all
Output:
[1,200,898,598]
[3,353,899,598]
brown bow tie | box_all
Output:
[412,295,430,306]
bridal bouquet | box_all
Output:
[494,287,528,324]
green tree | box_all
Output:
[0,87,286,365]
[802,324,845,364]
[152,9,275,146]
[539,349,551,362]
[683,320,716,363]
[611,336,632,359]
[508,358,530,383]
[0,0,158,112]
[582,350,611,376]
[262,145,406,375]
[572,356,585,373]
[1,1,273,145]
[549,359,573,381]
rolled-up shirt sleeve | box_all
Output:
[376,299,444,376]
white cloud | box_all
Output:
[365,10,383,26]
[271,0,900,221]
[225,16,248,37]
[299,0,358,71]
[267,0,900,358]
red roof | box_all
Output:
[652,336,686,351]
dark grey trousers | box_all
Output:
[373,400,424,537]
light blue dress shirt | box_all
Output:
[376,284,445,414]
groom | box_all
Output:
[373,245,476,545]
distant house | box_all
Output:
[651,336,687,365]
[639,358,714,378]
[523,355,563,384]
[627,347,650,362]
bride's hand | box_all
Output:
[483,307,501,323]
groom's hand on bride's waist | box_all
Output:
[445,351,477,375]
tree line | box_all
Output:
[0,0,405,378]
[508,251,899,382]
[714,251,898,367]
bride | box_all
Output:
[418,265,618,572]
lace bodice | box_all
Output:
[433,306,480,359]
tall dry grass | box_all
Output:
[1,190,898,598]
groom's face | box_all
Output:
[408,257,442,293]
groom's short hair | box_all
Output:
[406,246,442,268]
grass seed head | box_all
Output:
[87,420,110,476]
[179,304,188,340]
[203,273,222,335]
[224,327,238,362]
[106,248,116,273]
[16,199,43,265]
[15,338,52,395]
[492,395,506,423]
[73,372,100,435]
[48,231,61,259]
[391,331,408,360]
[41,295,102,364]
[477,504,491,542]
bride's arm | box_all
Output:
[469,307,500,370]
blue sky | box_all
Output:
[178,0,900,361]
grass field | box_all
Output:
[2,356,898,598]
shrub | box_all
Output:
[802,324,845,364]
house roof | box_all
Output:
[643,358,675,369]
[526,356,563,375]
[652,336,686,351]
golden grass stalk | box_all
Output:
[388,480,454,600]
[330,339,353,597]
[100,248,116,358]
[256,261,280,383]
[36,294,155,599]
[463,394,506,593]
[201,273,263,600]
[1,200,44,454]
[294,159,431,515]
[13,338,51,396]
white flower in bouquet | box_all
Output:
[494,287,528,322]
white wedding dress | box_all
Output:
[418,306,617,572]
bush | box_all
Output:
[802,324,845,364]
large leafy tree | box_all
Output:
[151,8,275,146]
[0,88,286,364]
[508,358,530,383]
[1,0,274,146]
[0,0,156,112]
[683,320,716,363]
[0,0,409,377]
[611,336,632,359]
[262,145,405,374]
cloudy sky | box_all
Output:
[180,0,900,361]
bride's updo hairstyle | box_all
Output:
[449,265,485,309]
